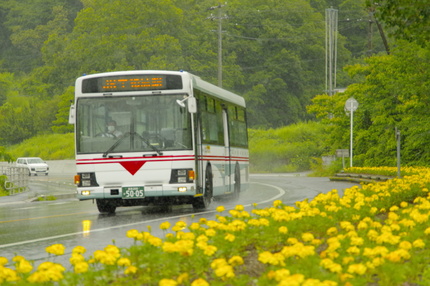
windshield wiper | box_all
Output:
[141,136,163,156]
[102,132,130,157]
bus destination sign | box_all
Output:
[81,74,183,93]
[102,76,165,91]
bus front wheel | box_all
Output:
[96,199,116,214]
[193,166,213,210]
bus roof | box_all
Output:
[76,70,246,108]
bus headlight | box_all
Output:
[178,187,187,192]
[81,190,91,196]
[170,169,194,183]
[75,173,99,187]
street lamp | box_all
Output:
[345,97,358,167]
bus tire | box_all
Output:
[96,199,116,214]
[193,166,213,210]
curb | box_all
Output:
[329,173,395,184]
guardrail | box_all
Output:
[0,165,29,195]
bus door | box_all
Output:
[222,109,232,194]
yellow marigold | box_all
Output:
[159,278,178,286]
[16,260,33,273]
[203,245,217,256]
[148,236,163,247]
[12,256,25,262]
[124,265,138,275]
[225,233,236,242]
[159,222,171,230]
[413,239,425,248]
[278,273,305,285]
[235,204,244,211]
[69,253,85,265]
[215,264,235,278]
[278,226,288,234]
[72,246,86,254]
[117,258,131,267]
[400,201,408,208]
[126,229,140,239]
[216,206,225,212]
[398,241,412,250]
[191,278,210,286]
[74,261,89,274]
[346,246,360,255]
[302,232,314,242]
[326,227,338,236]
[0,257,8,266]
[205,228,216,237]
[211,258,228,269]
[228,255,244,266]
[347,263,367,275]
[273,200,283,207]
[176,273,189,284]
[45,244,66,256]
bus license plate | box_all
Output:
[122,187,145,198]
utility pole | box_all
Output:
[325,8,338,96]
[208,3,227,88]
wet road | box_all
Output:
[0,164,358,265]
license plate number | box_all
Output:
[122,187,145,198]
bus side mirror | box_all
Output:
[187,97,197,113]
[69,104,75,124]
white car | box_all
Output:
[16,157,49,176]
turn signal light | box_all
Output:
[188,170,195,180]
[74,175,80,185]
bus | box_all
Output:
[70,70,249,213]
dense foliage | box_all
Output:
[308,41,430,167]
[0,0,428,170]
[0,0,382,145]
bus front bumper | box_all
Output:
[76,184,197,201]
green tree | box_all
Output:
[368,0,430,47]
[308,41,430,166]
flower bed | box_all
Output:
[2,167,430,285]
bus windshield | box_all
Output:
[76,94,192,154]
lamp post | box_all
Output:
[345,98,358,167]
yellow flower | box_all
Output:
[326,227,338,236]
[225,233,236,242]
[12,256,25,262]
[216,206,225,212]
[74,261,89,273]
[413,239,425,248]
[235,204,244,211]
[159,278,178,286]
[0,257,8,266]
[126,229,140,239]
[228,255,244,266]
[16,260,33,273]
[177,273,189,284]
[273,200,283,207]
[124,265,138,275]
[159,222,171,230]
[279,226,288,234]
[45,244,66,256]
[69,253,85,265]
[117,258,131,267]
[398,241,412,250]
[191,278,210,286]
[347,263,367,275]
[302,232,314,242]
[72,246,86,254]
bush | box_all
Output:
[249,122,325,173]
[7,133,74,160]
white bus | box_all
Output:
[70,70,249,213]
